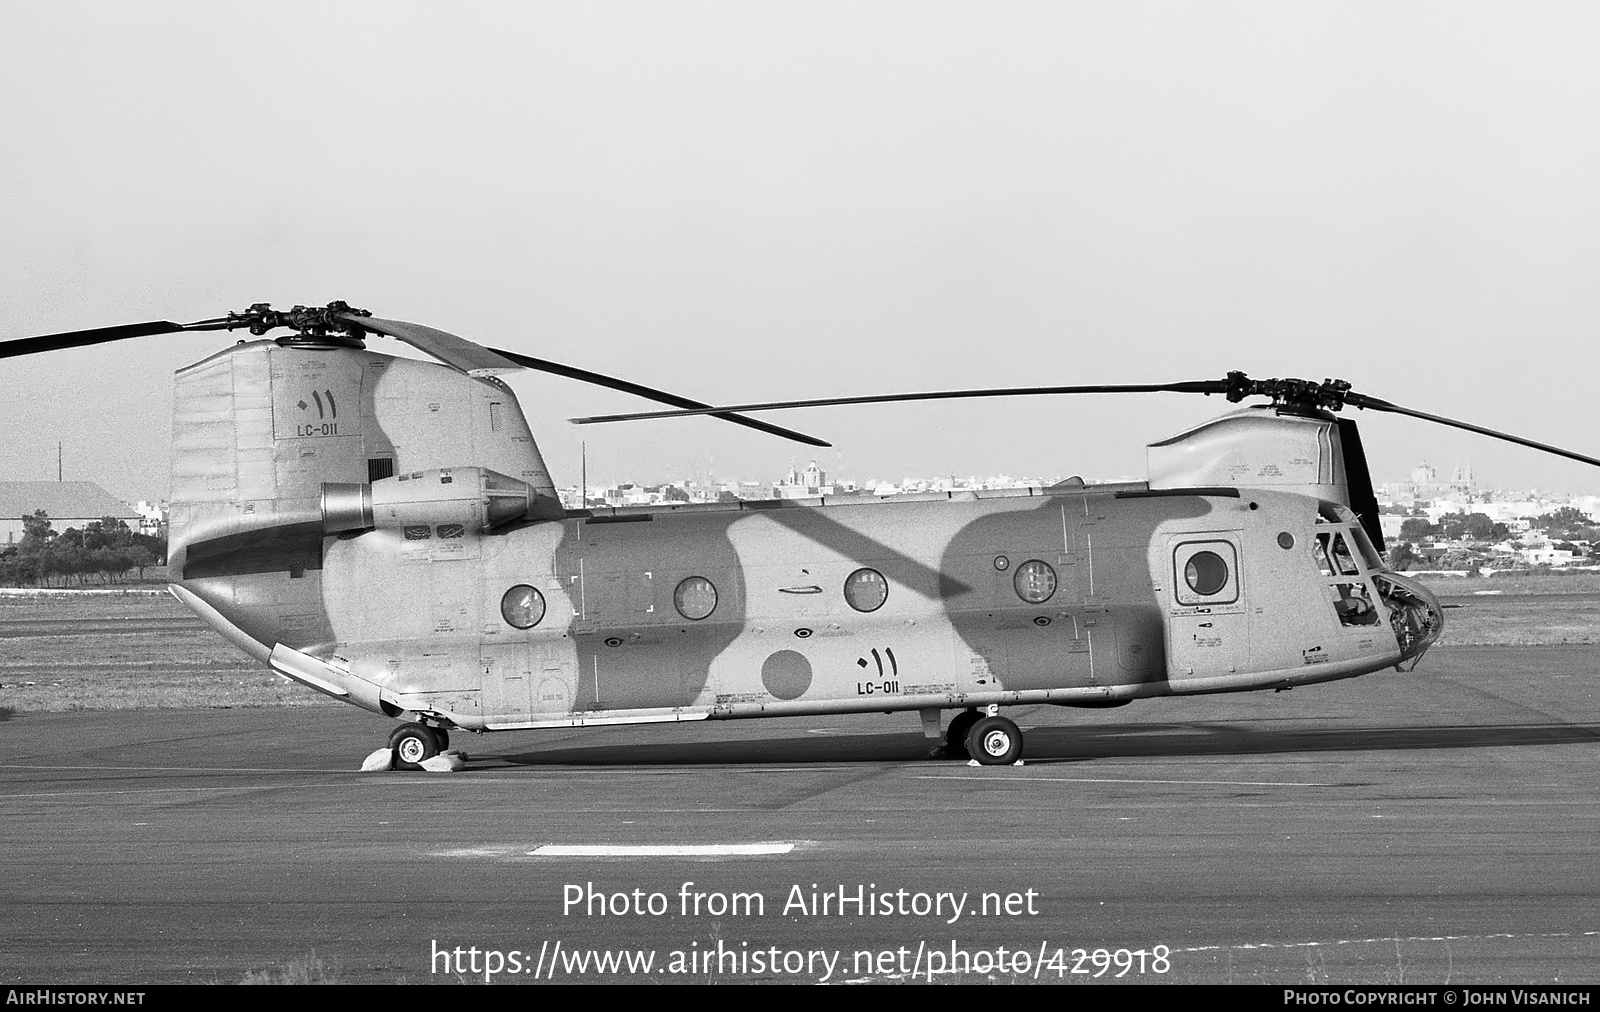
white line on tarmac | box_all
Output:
[914,775,1339,788]
[529,843,797,857]
[0,764,360,773]
[1178,929,1600,954]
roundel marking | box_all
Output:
[761,649,813,700]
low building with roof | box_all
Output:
[0,482,142,545]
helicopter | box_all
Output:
[5,302,1597,769]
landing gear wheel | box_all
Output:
[943,709,982,758]
[389,722,441,770]
[966,715,1023,765]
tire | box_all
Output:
[944,709,982,758]
[966,715,1023,765]
[388,723,440,770]
[433,728,450,751]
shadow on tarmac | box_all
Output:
[489,719,1600,768]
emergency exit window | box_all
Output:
[1172,540,1239,606]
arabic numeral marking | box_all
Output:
[1071,948,1090,974]
[1152,945,1170,973]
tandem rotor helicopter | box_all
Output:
[6,301,1600,768]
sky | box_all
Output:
[3,2,1600,503]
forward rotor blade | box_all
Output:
[490,348,831,448]
[1346,393,1600,469]
[0,318,232,360]
[570,380,1230,424]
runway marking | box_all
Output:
[1177,929,1600,954]
[1,786,331,799]
[1,764,362,774]
[529,843,797,857]
[915,775,1341,788]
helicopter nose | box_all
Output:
[1374,572,1443,667]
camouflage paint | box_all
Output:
[166,341,1441,738]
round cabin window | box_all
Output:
[1014,560,1057,604]
[843,568,889,613]
[501,585,546,629]
[674,576,718,621]
[1184,551,1230,596]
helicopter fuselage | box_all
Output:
[161,337,1441,743]
[172,479,1441,733]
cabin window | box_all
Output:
[843,568,889,612]
[1172,541,1239,606]
[501,585,546,629]
[1184,551,1229,596]
[403,525,431,541]
[436,524,465,539]
[1013,560,1057,604]
[674,576,718,621]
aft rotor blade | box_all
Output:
[0,318,233,360]
[1345,393,1600,469]
[340,314,523,374]
[489,348,832,448]
[341,312,830,446]
[570,380,1230,424]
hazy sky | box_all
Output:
[4,2,1599,503]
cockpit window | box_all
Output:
[1333,581,1381,626]
[1349,525,1385,570]
[1312,536,1334,576]
[1317,501,1358,525]
[1318,532,1360,576]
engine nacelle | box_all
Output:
[321,467,536,536]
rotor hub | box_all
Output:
[231,300,371,347]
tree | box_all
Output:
[1436,512,1499,542]
[1387,542,1419,571]
[1399,518,1434,541]
[18,511,55,554]
[662,486,690,502]
[1533,506,1591,531]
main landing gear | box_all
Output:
[943,707,1023,765]
[388,722,444,770]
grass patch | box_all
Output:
[1413,571,1600,595]
[1434,594,1600,646]
[0,594,340,712]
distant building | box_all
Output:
[0,482,142,545]
[133,500,167,539]
[773,460,834,499]
[1383,461,1478,502]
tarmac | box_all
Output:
[2,644,1597,985]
